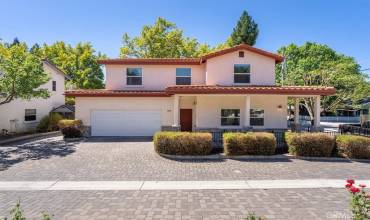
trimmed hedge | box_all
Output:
[336,135,370,159]
[57,119,83,129]
[223,132,276,156]
[286,132,335,157]
[153,132,212,155]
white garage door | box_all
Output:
[91,110,161,136]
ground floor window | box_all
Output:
[250,109,264,126]
[221,109,240,126]
[25,109,36,121]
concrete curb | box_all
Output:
[159,153,370,162]
[0,131,61,146]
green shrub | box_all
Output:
[153,132,212,155]
[286,132,335,157]
[36,113,63,132]
[336,135,370,159]
[223,132,276,156]
[61,126,82,138]
[58,119,82,129]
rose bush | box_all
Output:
[345,179,370,219]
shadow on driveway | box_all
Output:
[0,139,76,171]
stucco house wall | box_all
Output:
[0,62,65,133]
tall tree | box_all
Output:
[276,42,370,118]
[0,41,49,105]
[120,17,211,58]
[40,42,105,89]
[229,10,259,46]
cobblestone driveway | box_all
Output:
[0,188,350,220]
[0,136,369,181]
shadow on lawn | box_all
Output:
[0,139,76,171]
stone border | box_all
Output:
[0,131,61,146]
[63,137,85,142]
[159,153,370,162]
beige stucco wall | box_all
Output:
[195,95,287,129]
[105,64,206,90]
[75,97,174,126]
[0,63,65,132]
[205,50,276,86]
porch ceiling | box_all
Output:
[165,85,336,96]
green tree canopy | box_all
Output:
[120,17,212,58]
[276,42,370,117]
[0,41,49,105]
[228,10,259,46]
[38,42,105,89]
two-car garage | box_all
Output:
[90,110,162,136]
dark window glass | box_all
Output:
[176,77,191,85]
[52,81,56,91]
[250,109,264,126]
[234,64,250,73]
[221,109,240,126]
[239,51,244,57]
[176,68,191,77]
[250,118,264,126]
[25,109,36,121]
[127,68,142,77]
[127,77,142,85]
[234,74,250,83]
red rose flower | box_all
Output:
[349,186,360,194]
[347,179,355,185]
[345,183,352,188]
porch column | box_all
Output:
[173,95,180,127]
[314,96,321,127]
[244,95,251,128]
[294,98,300,124]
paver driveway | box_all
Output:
[0,136,369,181]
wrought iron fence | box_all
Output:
[339,124,370,137]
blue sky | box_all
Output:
[1,0,370,72]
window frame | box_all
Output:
[126,67,143,86]
[233,64,251,84]
[24,109,37,122]
[52,80,56,91]
[250,108,264,126]
[238,51,244,57]
[176,68,192,85]
[220,109,241,127]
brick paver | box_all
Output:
[0,137,369,181]
[0,188,351,220]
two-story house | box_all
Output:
[66,44,335,137]
[0,60,68,133]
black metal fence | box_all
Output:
[339,124,370,137]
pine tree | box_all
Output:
[229,11,259,46]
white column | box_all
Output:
[173,95,179,127]
[244,96,251,128]
[314,96,321,127]
[294,98,300,124]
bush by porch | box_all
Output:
[286,132,335,157]
[154,132,212,155]
[336,135,370,159]
[223,132,276,156]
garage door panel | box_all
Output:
[91,110,161,136]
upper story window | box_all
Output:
[176,68,191,85]
[127,68,142,85]
[52,81,56,91]
[238,51,244,57]
[234,64,250,84]
[25,109,36,122]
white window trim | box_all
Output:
[233,64,251,84]
[220,109,241,127]
[250,108,264,127]
[176,68,192,85]
[126,67,143,86]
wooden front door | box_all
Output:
[180,109,193,131]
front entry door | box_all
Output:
[180,109,192,131]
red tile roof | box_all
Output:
[97,44,284,65]
[65,85,335,97]
[64,89,170,97]
[165,85,336,96]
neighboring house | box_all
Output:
[66,44,335,137]
[0,61,67,133]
